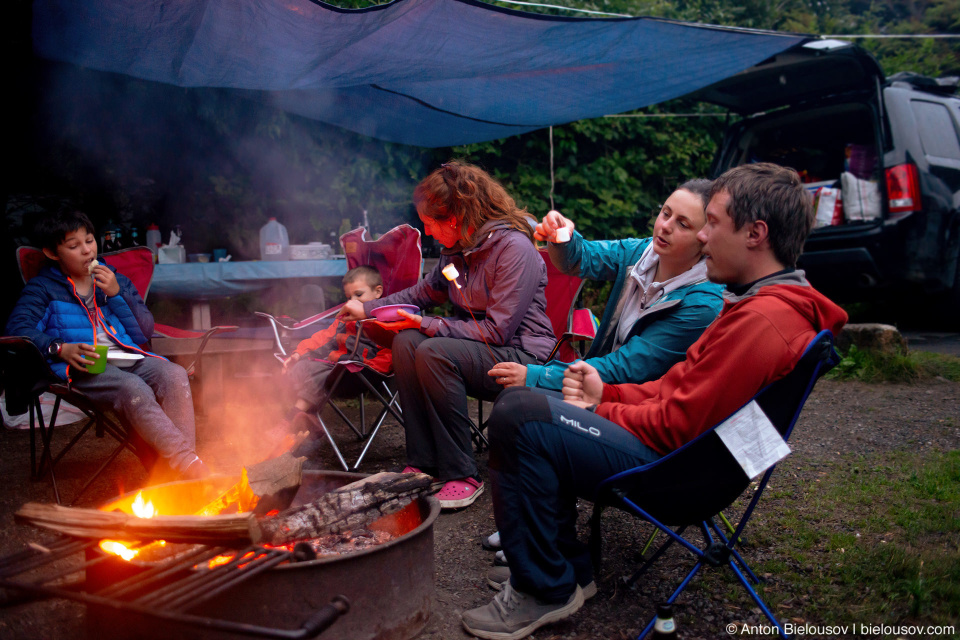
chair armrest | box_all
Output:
[152,324,239,378]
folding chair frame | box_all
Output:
[255,224,422,470]
[589,330,840,639]
[1,337,147,505]
[472,249,594,452]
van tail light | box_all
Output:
[885,163,921,213]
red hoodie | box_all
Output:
[596,274,848,455]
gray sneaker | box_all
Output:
[486,565,598,600]
[461,582,584,640]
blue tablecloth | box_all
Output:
[150,259,348,299]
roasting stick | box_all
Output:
[441,264,499,364]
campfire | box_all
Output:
[5,464,442,640]
[18,455,436,559]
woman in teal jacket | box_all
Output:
[489,179,724,392]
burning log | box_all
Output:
[15,472,437,547]
[259,472,438,545]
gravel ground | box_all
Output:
[1,372,958,640]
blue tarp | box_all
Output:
[32,0,809,148]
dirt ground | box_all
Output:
[1,364,958,639]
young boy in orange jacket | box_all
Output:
[280,265,390,433]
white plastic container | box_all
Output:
[145,224,162,258]
[259,217,290,261]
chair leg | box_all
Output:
[315,414,350,472]
[352,389,403,470]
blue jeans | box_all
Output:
[488,387,660,603]
[70,356,198,473]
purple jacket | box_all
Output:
[364,222,555,361]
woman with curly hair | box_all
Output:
[339,161,554,509]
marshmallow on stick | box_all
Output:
[87,259,100,274]
[442,263,462,289]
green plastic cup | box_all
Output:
[85,344,109,374]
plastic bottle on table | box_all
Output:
[260,217,290,261]
[145,223,162,261]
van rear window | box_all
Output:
[911,100,960,160]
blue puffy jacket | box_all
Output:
[525,233,724,390]
[5,263,160,380]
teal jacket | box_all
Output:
[525,233,724,390]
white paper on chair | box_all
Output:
[716,400,791,479]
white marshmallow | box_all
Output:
[88,259,100,274]
[554,227,571,243]
[442,263,462,289]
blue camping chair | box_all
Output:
[588,330,840,639]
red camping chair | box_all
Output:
[472,249,597,450]
[254,224,422,471]
[8,245,236,504]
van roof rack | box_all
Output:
[887,71,959,97]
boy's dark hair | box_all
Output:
[708,163,815,268]
[343,265,382,289]
[34,208,96,251]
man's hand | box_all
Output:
[91,265,120,297]
[282,351,301,373]
[338,299,367,322]
[562,361,603,405]
[488,362,527,387]
[533,210,575,243]
[61,343,98,371]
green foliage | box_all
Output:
[754,451,960,626]
[452,100,723,240]
[827,344,960,382]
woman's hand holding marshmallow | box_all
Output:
[533,210,575,244]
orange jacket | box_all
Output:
[295,319,392,375]
[597,277,847,455]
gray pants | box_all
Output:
[70,357,197,473]
[392,330,539,481]
[287,357,379,409]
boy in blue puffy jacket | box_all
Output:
[5,209,210,480]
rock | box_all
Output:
[837,323,907,354]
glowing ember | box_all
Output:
[131,492,156,519]
[207,553,235,569]
[99,540,138,561]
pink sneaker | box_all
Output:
[436,477,484,509]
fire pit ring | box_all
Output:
[87,470,440,640]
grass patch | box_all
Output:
[749,450,960,628]
[827,345,960,382]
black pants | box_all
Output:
[488,387,661,602]
[391,330,539,481]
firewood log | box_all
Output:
[15,472,438,546]
[14,503,260,545]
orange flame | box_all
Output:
[131,491,157,519]
[99,539,139,561]
[99,491,160,561]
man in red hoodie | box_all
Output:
[461,163,848,640]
